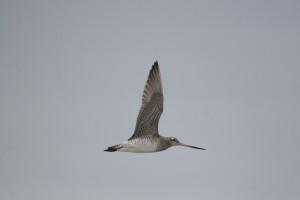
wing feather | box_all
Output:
[128,61,163,140]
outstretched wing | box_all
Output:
[128,61,163,140]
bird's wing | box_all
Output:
[128,61,164,140]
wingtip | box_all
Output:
[103,146,118,152]
[151,61,160,73]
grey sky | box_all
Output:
[1,0,300,200]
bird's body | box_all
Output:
[107,135,161,153]
[104,62,205,153]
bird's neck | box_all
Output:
[157,137,171,151]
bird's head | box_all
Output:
[166,137,206,150]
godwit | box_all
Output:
[104,61,205,153]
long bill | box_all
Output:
[179,143,206,150]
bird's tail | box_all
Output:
[104,144,122,152]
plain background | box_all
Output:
[1,1,300,200]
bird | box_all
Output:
[104,61,206,153]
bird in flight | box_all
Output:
[104,61,205,153]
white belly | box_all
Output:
[117,140,158,153]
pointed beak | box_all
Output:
[179,142,206,150]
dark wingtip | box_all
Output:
[103,147,117,152]
[151,61,160,76]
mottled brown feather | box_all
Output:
[128,61,164,140]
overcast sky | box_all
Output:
[1,1,300,200]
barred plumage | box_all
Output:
[129,62,163,140]
[104,61,205,153]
